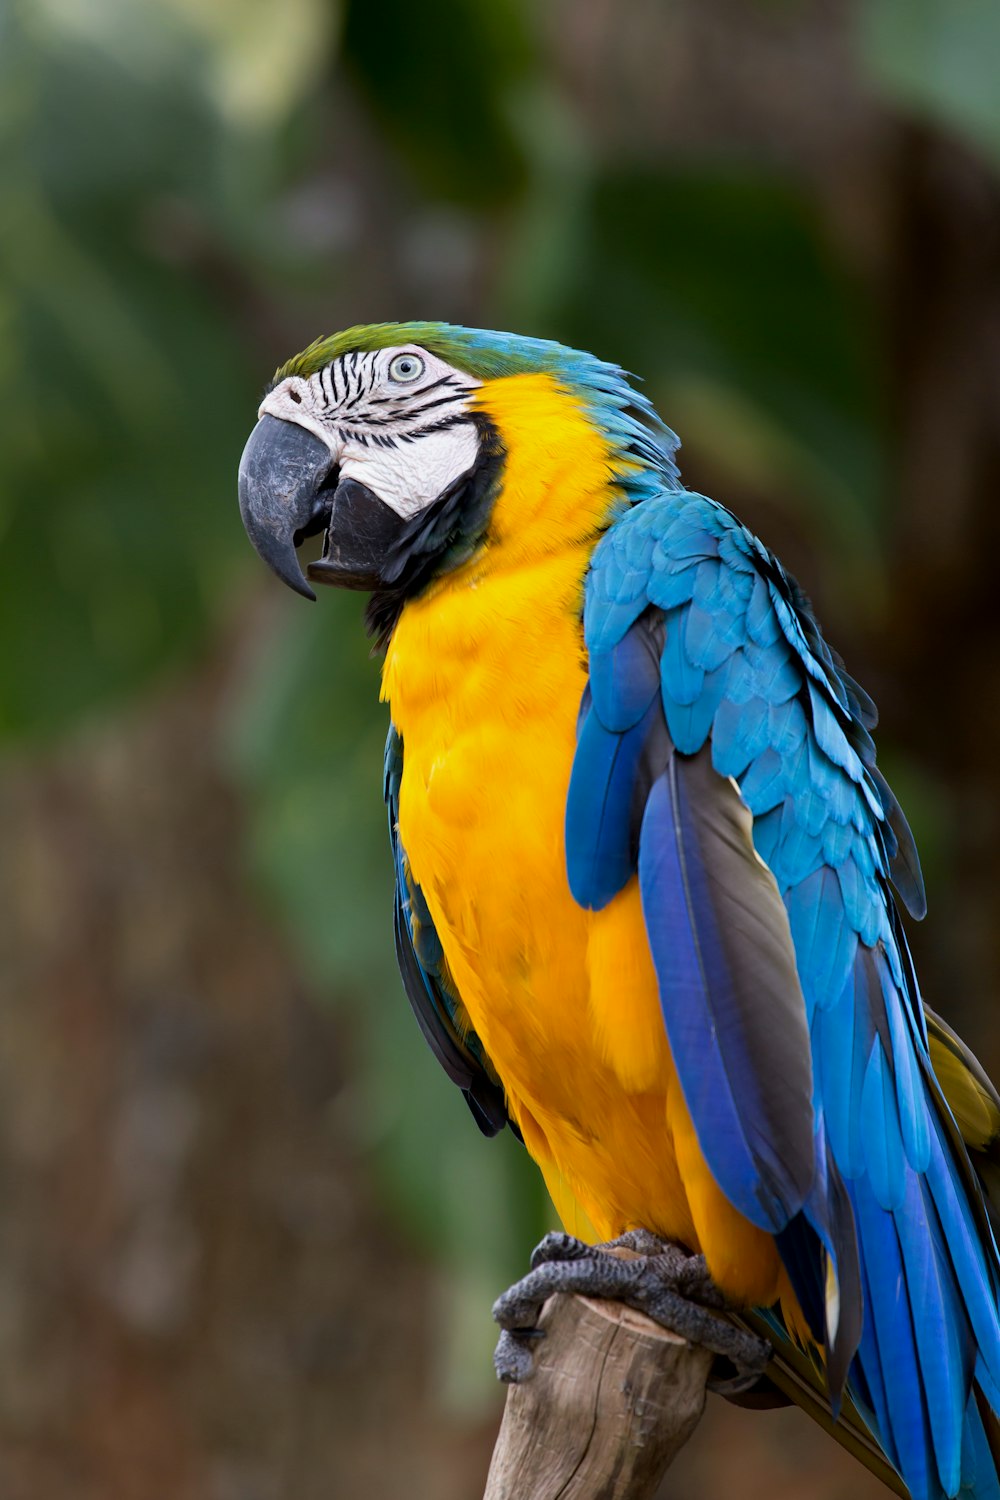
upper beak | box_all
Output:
[238,414,335,601]
[239,413,411,599]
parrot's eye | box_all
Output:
[387,352,425,384]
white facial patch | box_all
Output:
[339,423,481,517]
[258,344,483,519]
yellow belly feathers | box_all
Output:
[380,373,787,1310]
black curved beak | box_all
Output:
[239,414,409,599]
[238,415,334,600]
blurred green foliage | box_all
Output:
[6,0,1000,1409]
[343,0,535,204]
[551,169,884,547]
[859,0,1000,166]
[0,0,310,735]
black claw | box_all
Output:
[529,1232,594,1269]
[604,1228,669,1257]
[707,1360,774,1398]
[494,1328,541,1384]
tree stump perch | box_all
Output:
[483,1290,715,1499]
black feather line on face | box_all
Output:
[364,415,505,648]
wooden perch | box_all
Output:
[483,1290,715,1500]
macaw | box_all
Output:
[238,323,1000,1500]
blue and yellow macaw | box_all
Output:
[238,323,1000,1499]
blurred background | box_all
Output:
[3,0,1000,1495]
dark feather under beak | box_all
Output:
[238,415,406,599]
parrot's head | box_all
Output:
[238,321,679,637]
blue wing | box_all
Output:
[384,724,513,1138]
[574,489,1000,1500]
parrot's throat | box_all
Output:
[361,415,505,647]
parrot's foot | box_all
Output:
[491,1230,770,1391]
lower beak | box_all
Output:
[306,477,409,592]
[238,416,408,599]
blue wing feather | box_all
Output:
[666,659,731,752]
[637,761,815,1230]
[588,614,661,730]
[578,486,999,1500]
[638,771,778,1225]
[566,695,663,910]
[861,1039,907,1211]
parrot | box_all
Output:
[238,322,1000,1500]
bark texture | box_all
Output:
[484,1294,713,1500]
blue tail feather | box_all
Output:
[894,1166,972,1496]
[960,1392,1000,1500]
[853,1174,935,1499]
